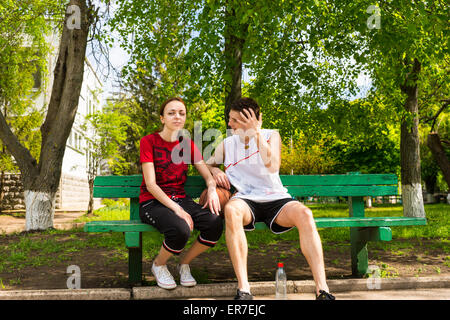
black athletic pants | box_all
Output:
[139,196,224,255]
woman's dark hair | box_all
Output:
[159,97,186,116]
[230,97,260,119]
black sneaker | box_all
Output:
[316,290,336,300]
[234,289,254,300]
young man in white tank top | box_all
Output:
[206,97,335,300]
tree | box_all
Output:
[314,1,448,217]
[81,102,128,214]
[299,95,400,177]
[0,0,55,212]
[280,131,336,175]
[367,2,448,216]
[0,0,96,230]
[109,0,360,128]
[109,1,448,218]
[424,100,450,190]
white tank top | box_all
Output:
[223,129,291,202]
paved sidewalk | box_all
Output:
[196,288,450,300]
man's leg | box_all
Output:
[224,199,253,293]
[274,201,330,295]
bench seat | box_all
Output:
[85,216,426,233]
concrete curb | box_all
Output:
[1,276,449,300]
[326,276,450,293]
[0,288,131,300]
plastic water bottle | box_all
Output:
[275,262,287,300]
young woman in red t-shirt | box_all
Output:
[139,97,223,289]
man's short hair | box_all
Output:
[230,97,260,119]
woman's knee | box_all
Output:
[199,215,224,245]
[212,214,224,233]
[168,222,191,246]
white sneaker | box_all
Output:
[151,263,177,290]
[178,264,197,287]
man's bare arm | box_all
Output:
[205,141,231,190]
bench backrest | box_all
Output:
[93,173,398,221]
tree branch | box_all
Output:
[422,99,450,132]
[0,109,38,176]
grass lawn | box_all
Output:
[0,202,448,288]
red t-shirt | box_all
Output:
[139,132,203,203]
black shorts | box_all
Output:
[139,196,224,255]
[236,197,297,234]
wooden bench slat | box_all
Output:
[93,187,140,198]
[93,174,398,188]
[93,185,398,198]
[84,220,157,232]
[93,187,205,198]
[94,175,142,186]
[286,185,398,197]
[314,216,426,228]
[94,175,207,187]
[280,174,398,186]
[183,187,205,198]
[84,216,426,233]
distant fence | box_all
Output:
[298,195,402,205]
[299,194,449,205]
[0,172,101,213]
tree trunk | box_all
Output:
[87,177,94,216]
[0,0,93,230]
[427,132,450,189]
[400,58,425,218]
[0,169,4,213]
[223,5,248,127]
[423,174,436,203]
[24,190,56,231]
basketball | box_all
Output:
[199,187,232,216]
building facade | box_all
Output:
[1,29,103,212]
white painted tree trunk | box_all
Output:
[24,190,55,231]
[402,183,426,218]
[366,196,372,208]
[426,193,435,204]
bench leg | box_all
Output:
[350,227,392,277]
[128,246,143,286]
[349,197,369,277]
[350,228,368,277]
[125,232,143,286]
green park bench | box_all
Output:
[84,173,427,286]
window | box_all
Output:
[88,99,92,115]
[32,64,41,89]
[68,132,71,146]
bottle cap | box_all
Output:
[278,262,284,268]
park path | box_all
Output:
[0,211,86,234]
